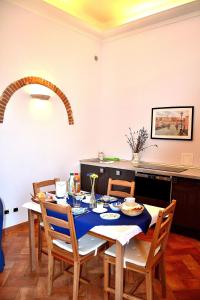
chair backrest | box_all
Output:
[146,200,176,268]
[39,199,79,261]
[107,178,135,198]
[33,178,60,196]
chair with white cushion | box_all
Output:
[39,198,107,300]
[104,200,176,300]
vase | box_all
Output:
[131,152,140,165]
[89,183,97,209]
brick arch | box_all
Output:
[0,76,74,124]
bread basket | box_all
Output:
[121,202,144,217]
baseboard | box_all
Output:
[2,218,39,236]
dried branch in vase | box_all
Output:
[125,127,158,154]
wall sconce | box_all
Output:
[29,84,52,100]
[30,93,50,100]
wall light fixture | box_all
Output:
[30,93,50,100]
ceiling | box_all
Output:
[43,0,195,31]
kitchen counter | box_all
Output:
[80,159,200,180]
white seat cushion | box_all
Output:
[53,234,106,256]
[105,239,152,267]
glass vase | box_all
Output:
[131,152,140,165]
[89,183,97,209]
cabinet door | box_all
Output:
[172,177,200,232]
[80,165,135,196]
[80,164,108,195]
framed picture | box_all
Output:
[151,106,194,140]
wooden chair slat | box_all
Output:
[46,216,69,229]
[44,201,70,214]
[49,229,71,243]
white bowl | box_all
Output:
[121,202,144,216]
[109,203,121,212]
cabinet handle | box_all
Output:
[116,170,121,176]
[100,168,104,174]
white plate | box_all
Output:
[100,213,120,220]
[72,207,87,216]
[100,195,118,202]
[92,208,107,214]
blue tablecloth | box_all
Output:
[0,198,5,272]
[48,195,152,240]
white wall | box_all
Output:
[1,1,200,228]
[100,15,200,165]
[0,1,102,227]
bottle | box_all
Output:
[98,152,104,162]
[68,173,74,194]
[74,173,80,193]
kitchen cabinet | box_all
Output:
[81,162,200,239]
[80,164,135,195]
[171,177,200,239]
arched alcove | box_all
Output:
[0,76,74,124]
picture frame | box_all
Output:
[151,106,194,140]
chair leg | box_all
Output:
[104,257,110,300]
[146,270,153,300]
[73,261,81,300]
[37,217,42,261]
[47,252,54,296]
[159,258,167,298]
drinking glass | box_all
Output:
[73,195,82,208]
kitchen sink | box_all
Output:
[136,163,187,173]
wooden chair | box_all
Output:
[104,200,176,300]
[32,178,60,260]
[39,199,107,300]
[107,178,135,198]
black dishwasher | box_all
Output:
[135,172,172,208]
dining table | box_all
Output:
[22,196,162,300]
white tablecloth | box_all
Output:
[22,202,162,245]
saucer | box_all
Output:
[92,208,107,214]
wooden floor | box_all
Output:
[0,223,200,300]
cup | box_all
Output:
[124,197,135,206]
[56,197,67,206]
[73,196,82,208]
[85,195,91,203]
[97,202,104,210]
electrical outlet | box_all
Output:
[13,207,18,212]
[4,209,9,214]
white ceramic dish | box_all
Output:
[121,202,144,217]
[109,203,121,212]
[72,207,88,216]
[100,212,120,220]
[82,198,90,204]
[100,195,118,202]
[92,208,107,214]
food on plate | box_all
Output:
[122,203,143,211]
